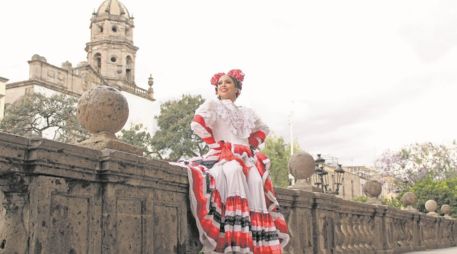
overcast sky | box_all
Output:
[1,0,457,166]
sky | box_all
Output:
[1,0,457,166]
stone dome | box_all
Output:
[96,0,130,18]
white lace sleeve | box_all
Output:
[191,100,218,143]
[194,99,217,129]
[251,109,270,135]
[247,109,270,148]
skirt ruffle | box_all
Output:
[186,152,289,254]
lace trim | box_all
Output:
[215,100,256,139]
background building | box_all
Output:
[3,0,158,133]
[0,76,7,120]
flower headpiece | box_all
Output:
[210,69,245,87]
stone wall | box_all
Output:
[0,132,456,254]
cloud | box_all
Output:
[399,2,457,62]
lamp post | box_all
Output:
[312,154,345,195]
[333,164,345,195]
[313,154,328,193]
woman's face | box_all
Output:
[217,75,238,101]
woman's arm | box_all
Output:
[248,110,270,149]
[190,100,219,149]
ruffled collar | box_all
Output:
[220,99,237,106]
[215,99,255,138]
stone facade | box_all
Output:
[0,76,7,120]
[3,0,157,133]
[1,132,456,254]
[310,164,363,200]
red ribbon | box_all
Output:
[218,141,250,176]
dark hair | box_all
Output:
[215,76,242,97]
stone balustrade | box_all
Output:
[0,132,456,254]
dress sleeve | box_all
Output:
[248,110,270,148]
[191,100,219,149]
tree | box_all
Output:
[376,142,457,186]
[0,93,89,142]
[150,95,207,161]
[118,123,163,159]
[262,136,301,188]
[405,176,457,215]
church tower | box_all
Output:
[86,0,138,88]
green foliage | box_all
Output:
[352,195,368,203]
[381,197,402,209]
[262,136,301,188]
[405,176,457,215]
[0,93,89,142]
[118,123,162,159]
[151,95,207,161]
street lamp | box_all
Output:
[333,164,345,195]
[312,154,345,195]
[313,154,328,193]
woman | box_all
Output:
[186,69,289,253]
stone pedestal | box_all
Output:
[363,180,383,205]
[76,85,142,156]
[425,200,439,217]
[287,152,315,191]
[441,204,453,219]
[401,192,418,212]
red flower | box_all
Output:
[227,69,245,83]
[210,72,225,86]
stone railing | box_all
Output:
[0,132,456,254]
[121,84,154,101]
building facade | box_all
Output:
[0,76,8,120]
[4,0,158,133]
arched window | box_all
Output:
[94,53,102,72]
[126,56,133,82]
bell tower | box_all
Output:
[86,0,138,88]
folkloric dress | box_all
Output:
[186,99,290,254]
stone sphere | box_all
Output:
[425,200,438,212]
[401,192,417,206]
[288,152,315,179]
[441,204,451,215]
[363,180,382,198]
[77,85,129,134]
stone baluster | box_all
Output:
[339,213,350,253]
[333,212,344,254]
[408,216,415,249]
[358,215,368,252]
[345,214,354,252]
[353,215,363,252]
[350,215,359,252]
[363,215,375,252]
[384,215,394,250]
[359,215,368,252]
